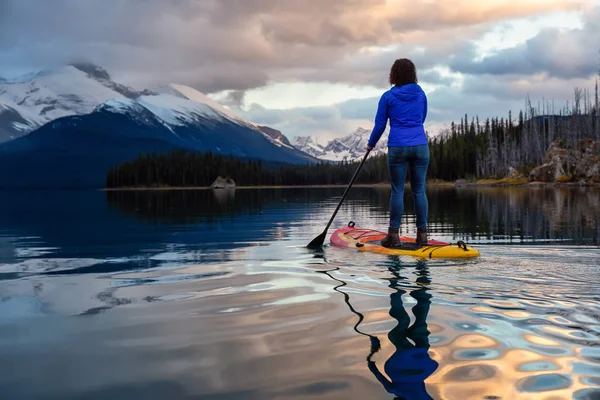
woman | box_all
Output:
[366,58,429,248]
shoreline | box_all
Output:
[102,183,394,191]
[101,180,600,191]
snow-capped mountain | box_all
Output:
[0,89,318,188]
[0,62,319,188]
[292,136,327,159]
[0,102,32,142]
[293,127,387,161]
[152,83,295,150]
[256,125,293,148]
[0,62,299,152]
[94,90,310,157]
[0,63,151,143]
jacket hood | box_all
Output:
[390,83,423,101]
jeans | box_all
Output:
[387,144,429,229]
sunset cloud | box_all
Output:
[449,4,599,79]
[1,0,598,140]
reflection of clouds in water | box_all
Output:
[0,258,102,274]
[0,271,128,318]
[424,286,600,398]
[0,188,599,399]
[0,295,45,320]
[14,246,57,258]
[0,236,58,267]
[428,336,594,398]
[1,245,599,399]
[316,247,600,399]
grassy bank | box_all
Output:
[465,178,599,187]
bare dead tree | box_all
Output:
[596,75,600,154]
[452,66,600,180]
[526,94,544,164]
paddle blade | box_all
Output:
[306,231,327,249]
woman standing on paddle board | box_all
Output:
[366,58,429,249]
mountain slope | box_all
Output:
[0,93,318,189]
[0,64,299,151]
[0,102,33,141]
[154,83,296,150]
[0,64,150,143]
[293,127,387,161]
[155,83,251,125]
[292,136,328,158]
[71,62,154,99]
[256,125,294,148]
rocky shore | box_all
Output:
[455,139,599,187]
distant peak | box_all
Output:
[153,84,189,100]
[257,125,292,147]
[94,98,139,114]
[70,62,111,81]
[352,127,370,134]
[154,83,254,126]
[1,69,48,83]
[0,63,110,84]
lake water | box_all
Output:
[0,186,599,400]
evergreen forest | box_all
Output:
[106,81,600,188]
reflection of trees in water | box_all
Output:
[472,187,599,244]
[106,189,263,224]
[105,188,344,225]
[106,187,599,245]
[371,186,599,245]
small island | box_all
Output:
[210,176,236,189]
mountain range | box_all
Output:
[0,63,153,143]
[0,63,388,189]
[0,64,318,188]
[292,127,387,161]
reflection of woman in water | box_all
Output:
[319,260,438,399]
[367,262,438,399]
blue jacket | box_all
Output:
[367,83,428,148]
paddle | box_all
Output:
[306,149,372,249]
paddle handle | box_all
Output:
[322,149,371,233]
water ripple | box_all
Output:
[0,187,599,399]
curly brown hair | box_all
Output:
[389,58,418,86]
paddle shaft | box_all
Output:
[310,149,371,246]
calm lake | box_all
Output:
[0,186,599,400]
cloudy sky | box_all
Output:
[1,0,599,142]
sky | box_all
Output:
[1,0,599,142]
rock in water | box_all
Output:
[210,176,236,189]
